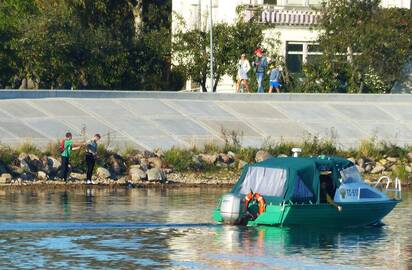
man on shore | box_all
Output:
[253,48,268,93]
[60,132,84,182]
[85,134,101,184]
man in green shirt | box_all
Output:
[61,132,84,182]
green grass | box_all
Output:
[164,147,194,172]
[16,142,42,156]
[0,144,18,166]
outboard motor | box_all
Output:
[220,193,245,225]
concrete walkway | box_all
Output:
[0,90,411,150]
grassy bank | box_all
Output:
[0,136,412,184]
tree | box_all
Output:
[0,0,36,88]
[173,15,277,92]
[1,0,176,90]
[15,0,139,89]
[317,0,412,93]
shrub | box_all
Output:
[44,141,61,158]
[69,146,86,173]
[164,147,194,172]
[391,166,411,183]
[0,144,18,166]
[379,142,409,160]
[301,136,337,156]
[236,147,257,163]
[203,142,220,154]
[357,137,380,159]
[16,142,42,156]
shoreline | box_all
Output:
[0,171,410,190]
[1,139,412,189]
[0,171,239,189]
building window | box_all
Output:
[263,0,278,4]
[286,42,303,73]
[286,42,321,73]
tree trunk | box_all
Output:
[213,74,220,92]
[358,74,364,93]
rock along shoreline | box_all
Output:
[1,147,411,188]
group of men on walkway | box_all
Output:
[60,132,101,184]
[236,48,282,94]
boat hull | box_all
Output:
[214,200,399,227]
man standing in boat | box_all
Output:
[320,179,342,211]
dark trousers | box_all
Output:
[61,156,70,181]
[86,153,96,181]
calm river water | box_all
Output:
[0,186,410,270]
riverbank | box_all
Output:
[1,137,412,187]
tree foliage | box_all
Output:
[316,0,412,93]
[0,0,36,88]
[0,0,174,90]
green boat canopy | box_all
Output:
[231,156,354,204]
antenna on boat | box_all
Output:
[291,148,302,157]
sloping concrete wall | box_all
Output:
[0,90,411,150]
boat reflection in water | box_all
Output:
[203,225,391,269]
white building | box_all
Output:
[172,0,412,92]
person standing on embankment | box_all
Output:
[253,48,268,93]
[85,134,101,184]
[60,132,85,182]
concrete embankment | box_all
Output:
[0,90,412,150]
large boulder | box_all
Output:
[218,153,233,164]
[147,168,166,182]
[96,167,111,179]
[255,150,272,162]
[347,157,356,164]
[108,154,126,176]
[47,157,61,172]
[148,157,164,169]
[129,165,147,181]
[356,165,365,174]
[143,150,156,158]
[18,153,32,172]
[37,171,48,180]
[199,154,218,165]
[364,164,372,173]
[191,155,203,170]
[21,172,35,181]
[0,173,12,184]
[357,158,365,168]
[70,173,86,181]
[154,149,164,158]
[139,159,149,171]
[18,153,43,172]
[28,154,43,171]
[0,161,7,174]
[371,164,385,174]
[407,152,412,162]
[238,160,248,170]
[386,157,398,163]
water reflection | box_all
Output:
[0,187,409,269]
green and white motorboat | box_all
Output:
[213,152,401,227]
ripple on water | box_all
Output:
[0,187,410,270]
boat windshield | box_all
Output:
[340,166,364,184]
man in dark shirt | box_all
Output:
[85,134,101,184]
[320,178,342,211]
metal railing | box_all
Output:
[243,4,321,26]
[371,176,402,200]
